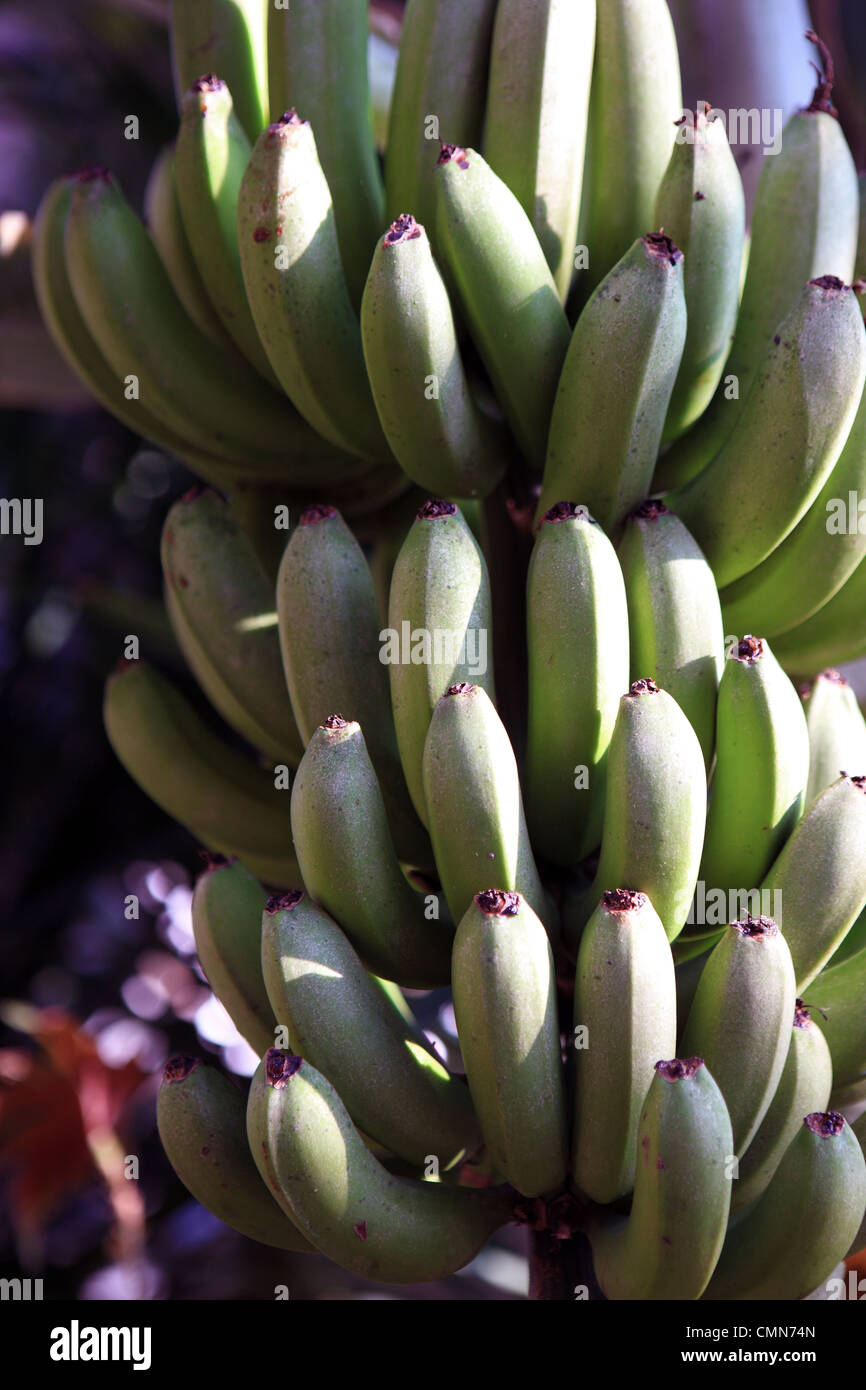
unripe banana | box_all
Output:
[849,1111,866,1256]
[772,552,866,677]
[538,234,687,533]
[452,890,567,1198]
[175,78,276,382]
[161,489,302,766]
[587,1057,733,1300]
[731,1000,833,1213]
[618,501,723,769]
[276,503,428,865]
[103,660,299,886]
[157,1055,313,1251]
[661,40,859,484]
[261,890,479,1166]
[422,683,550,933]
[290,716,452,988]
[666,276,866,588]
[237,111,391,462]
[525,502,629,866]
[361,216,508,500]
[384,0,498,236]
[761,773,866,991]
[572,890,677,1204]
[699,636,809,897]
[387,500,495,826]
[246,1050,513,1282]
[578,0,682,300]
[482,0,595,301]
[265,0,384,309]
[703,1111,866,1300]
[143,144,231,349]
[64,168,329,474]
[807,931,866,1091]
[191,856,274,1055]
[170,0,269,146]
[681,916,797,1156]
[651,103,746,449]
[719,376,866,637]
[573,680,707,947]
[434,145,571,473]
[804,669,866,807]
[32,176,234,486]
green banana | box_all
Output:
[661,38,859,485]
[538,234,687,533]
[64,169,330,474]
[169,0,269,145]
[32,176,237,487]
[718,375,866,637]
[651,103,746,449]
[361,216,508,499]
[161,489,303,766]
[587,1057,733,1300]
[434,144,571,473]
[103,660,299,886]
[772,551,866,677]
[276,502,429,865]
[849,1111,866,1256]
[261,890,479,1166]
[573,680,707,948]
[666,276,866,589]
[387,499,495,826]
[731,1000,833,1213]
[703,1111,866,1299]
[143,144,230,349]
[266,0,385,309]
[699,636,809,897]
[760,773,866,992]
[421,683,550,932]
[680,916,797,1156]
[290,716,452,988]
[572,889,677,1204]
[617,501,723,769]
[482,0,595,301]
[452,890,567,1198]
[157,1055,313,1251]
[191,856,274,1055]
[525,501,629,866]
[237,111,390,462]
[175,77,276,382]
[807,932,866,1091]
[578,0,682,301]
[384,0,498,236]
[246,1050,513,1283]
[804,669,866,807]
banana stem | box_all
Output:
[528,1230,605,1300]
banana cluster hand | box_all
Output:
[47,0,866,1295]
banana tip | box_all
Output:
[300,503,339,526]
[656,1058,703,1082]
[417,498,457,520]
[265,1049,303,1087]
[475,889,521,917]
[437,144,470,170]
[163,1055,200,1084]
[643,232,683,267]
[627,678,659,697]
[805,1111,845,1136]
[541,501,591,525]
[732,915,778,939]
[384,214,422,246]
[264,889,305,914]
[602,888,648,914]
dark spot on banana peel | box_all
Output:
[774,334,781,345]
[631,499,671,521]
[806,1111,844,1136]
[733,914,778,939]
[265,889,305,914]
[805,31,838,117]
[163,1055,200,1083]
[475,889,520,916]
[385,214,422,246]
[417,498,456,519]
[200,1146,210,1156]
[253,227,271,243]
[437,144,470,170]
[735,635,764,662]
[628,678,659,697]
[266,1049,303,1087]
[661,1235,673,1246]
[641,1134,650,1163]
[656,1057,704,1082]
[602,888,648,913]
[353,1221,369,1241]
[657,1158,666,1169]
[301,503,339,525]
[643,232,683,267]
[694,191,706,201]
[844,773,866,793]
[542,501,590,524]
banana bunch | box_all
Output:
[38,0,866,1296]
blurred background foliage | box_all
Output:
[0,0,864,1300]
